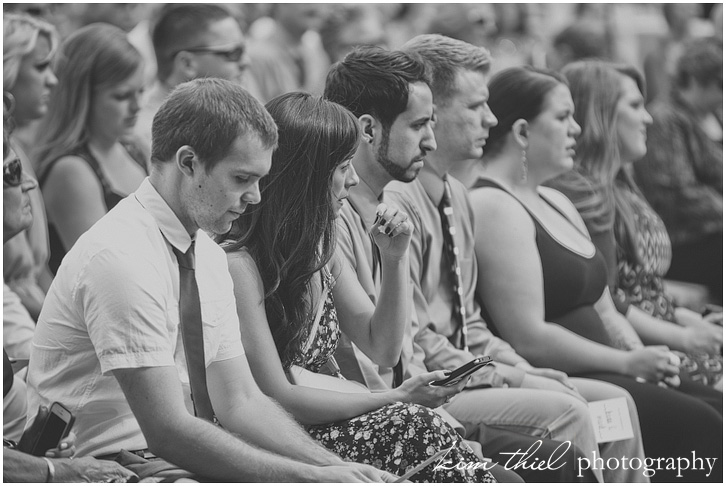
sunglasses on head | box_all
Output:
[3,156,22,187]
[176,44,245,63]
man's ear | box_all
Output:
[174,51,198,80]
[512,119,529,149]
[176,145,197,176]
[358,114,377,145]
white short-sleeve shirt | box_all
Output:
[26,178,245,457]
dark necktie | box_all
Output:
[174,242,216,421]
[438,176,469,352]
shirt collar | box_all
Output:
[348,176,383,228]
[134,178,195,253]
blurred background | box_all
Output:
[4,2,721,103]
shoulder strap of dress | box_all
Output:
[39,145,108,192]
[471,177,537,219]
[538,189,589,238]
[300,270,332,354]
[121,141,149,175]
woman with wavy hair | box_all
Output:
[36,23,147,273]
[224,92,497,482]
[547,60,722,389]
[3,12,58,322]
[468,66,722,482]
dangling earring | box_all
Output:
[520,149,528,182]
[3,92,17,134]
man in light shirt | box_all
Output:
[26,78,393,482]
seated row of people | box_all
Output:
[3,11,722,484]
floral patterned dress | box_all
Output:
[297,270,496,482]
[616,188,722,387]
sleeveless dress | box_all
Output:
[300,270,496,483]
[614,185,722,387]
[472,179,724,483]
[40,143,148,274]
[474,179,612,346]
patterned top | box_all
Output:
[292,269,341,373]
[633,91,723,247]
[616,186,675,321]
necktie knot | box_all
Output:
[174,242,196,270]
[439,176,453,211]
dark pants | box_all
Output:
[579,373,723,483]
[667,232,723,305]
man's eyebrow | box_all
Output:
[412,111,435,124]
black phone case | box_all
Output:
[430,357,492,386]
[17,403,75,456]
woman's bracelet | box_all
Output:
[42,457,56,483]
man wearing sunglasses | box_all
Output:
[133,4,257,161]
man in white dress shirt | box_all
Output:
[26,78,393,482]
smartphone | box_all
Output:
[28,402,75,456]
[429,356,493,386]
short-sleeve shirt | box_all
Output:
[26,178,245,457]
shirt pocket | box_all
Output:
[200,298,232,364]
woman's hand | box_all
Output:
[394,371,470,409]
[370,203,413,260]
[682,325,722,356]
[625,345,680,383]
[44,432,76,459]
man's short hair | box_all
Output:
[674,36,722,89]
[401,34,492,105]
[152,4,234,81]
[323,45,430,130]
[151,78,277,170]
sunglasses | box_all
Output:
[176,44,245,63]
[3,156,23,187]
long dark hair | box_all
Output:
[225,92,360,368]
[482,66,567,159]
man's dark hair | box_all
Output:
[152,4,234,81]
[674,36,723,89]
[323,45,430,129]
[151,78,277,169]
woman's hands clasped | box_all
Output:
[625,345,681,385]
[370,203,413,259]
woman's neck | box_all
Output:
[86,132,117,153]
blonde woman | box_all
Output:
[3,13,58,322]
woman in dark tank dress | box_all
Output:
[36,23,147,273]
[467,66,722,482]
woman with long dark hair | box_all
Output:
[468,66,722,482]
[224,92,497,482]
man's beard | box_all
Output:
[376,128,421,183]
